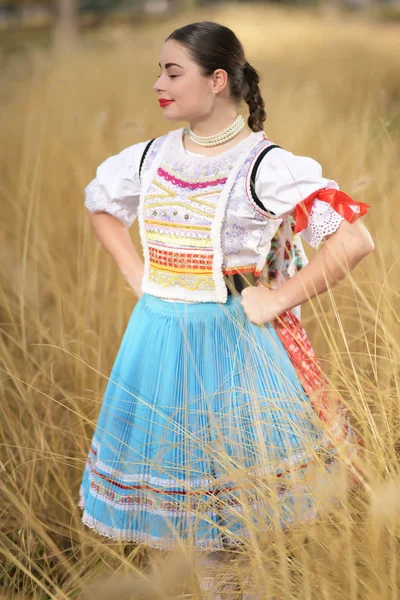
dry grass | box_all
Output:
[0,4,399,599]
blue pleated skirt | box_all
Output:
[79,292,358,550]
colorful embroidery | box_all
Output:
[149,247,213,274]
[222,264,263,276]
[85,438,342,514]
[146,231,211,248]
[158,166,227,189]
[187,191,222,206]
[139,129,290,302]
[144,180,176,201]
[144,219,211,231]
[148,270,215,291]
[145,200,214,219]
[141,145,235,297]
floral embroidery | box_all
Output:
[223,221,247,255]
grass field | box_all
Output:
[1,4,400,599]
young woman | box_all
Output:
[79,20,373,597]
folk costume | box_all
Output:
[79,127,369,550]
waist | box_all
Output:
[161,273,260,304]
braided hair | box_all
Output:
[166,21,267,132]
[242,62,267,132]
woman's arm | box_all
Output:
[240,219,374,325]
[86,209,144,298]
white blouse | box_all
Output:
[84,137,343,250]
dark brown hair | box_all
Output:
[166,21,267,132]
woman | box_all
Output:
[79,20,373,597]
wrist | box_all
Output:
[120,262,144,282]
[121,268,144,297]
[268,288,292,316]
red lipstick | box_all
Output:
[159,98,175,107]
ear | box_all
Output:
[212,69,228,95]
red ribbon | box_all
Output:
[293,188,370,235]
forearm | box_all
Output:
[86,209,144,294]
[273,220,374,314]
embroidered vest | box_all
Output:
[138,128,307,303]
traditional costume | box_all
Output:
[79,127,369,549]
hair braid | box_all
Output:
[242,62,267,132]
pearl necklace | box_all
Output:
[184,115,246,147]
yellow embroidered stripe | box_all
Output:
[144,219,212,230]
[149,262,213,275]
[186,192,221,207]
[149,270,215,291]
[145,181,175,200]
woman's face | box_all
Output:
[153,39,225,122]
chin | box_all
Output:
[162,110,185,122]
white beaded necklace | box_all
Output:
[184,114,246,147]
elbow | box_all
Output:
[340,219,375,258]
[327,220,374,266]
[356,223,375,258]
[364,234,375,256]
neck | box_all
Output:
[188,111,241,137]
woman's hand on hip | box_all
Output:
[240,282,285,325]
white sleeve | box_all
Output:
[254,148,344,248]
[84,140,150,228]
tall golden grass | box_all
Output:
[0,4,399,599]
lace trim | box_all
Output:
[80,510,248,549]
[79,503,327,549]
[301,200,344,248]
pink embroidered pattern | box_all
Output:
[158,167,227,190]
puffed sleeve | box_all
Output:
[254,148,370,248]
[84,139,150,227]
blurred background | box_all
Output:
[0,0,400,49]
[1,0,400,599]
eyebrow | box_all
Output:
[158,62,184,69]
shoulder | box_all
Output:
[252,144,339,218]
[255,146,324,181]
[111,137,156,165]
[93,136,160,183]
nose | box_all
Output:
[153,74,165,93]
